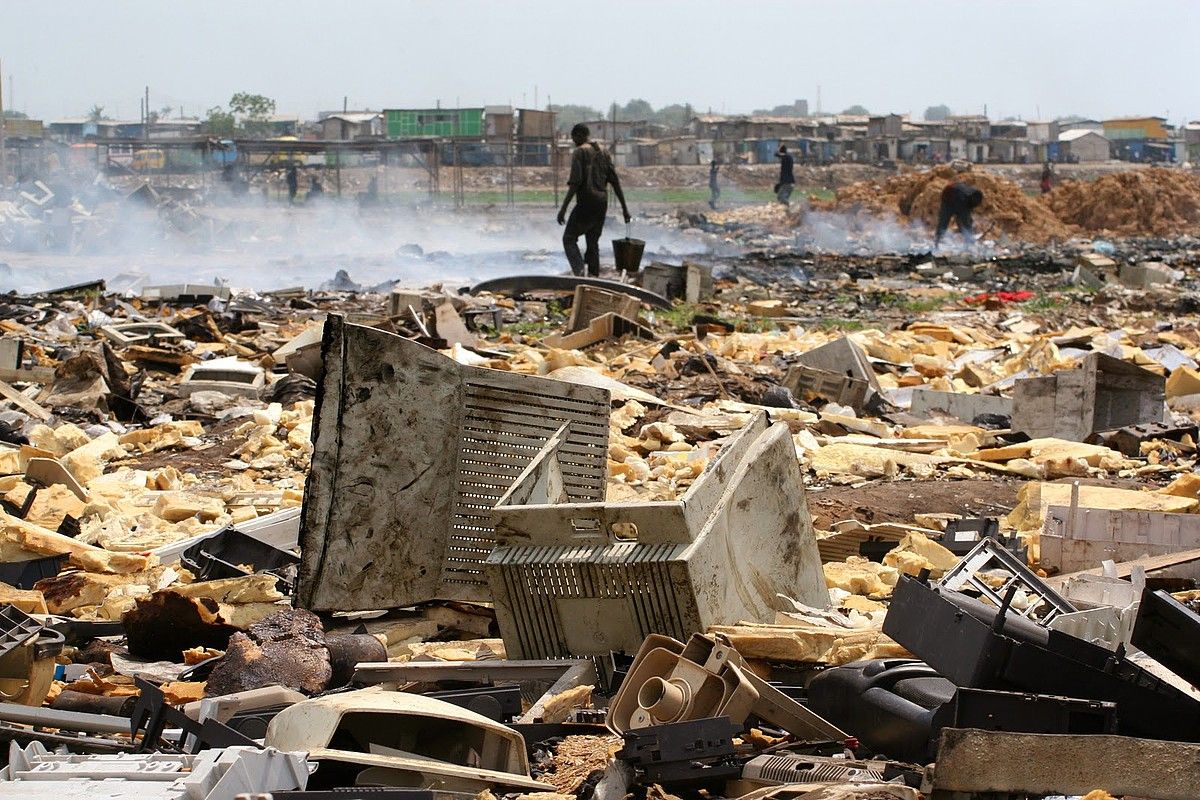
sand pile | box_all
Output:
[833,165,1075,242]
[1048,168,1200,236]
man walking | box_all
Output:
[708,159,721,209]
[558,124,631,276]
[285,164,299,204]
[775,145,795,206]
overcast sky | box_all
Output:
[1,0,1196,124]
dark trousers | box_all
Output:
[709,182,720,209]
[935,202,973,243]
[563,203,607,276]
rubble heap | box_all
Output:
[1049,167,1200,237]
[833,165,1074,242]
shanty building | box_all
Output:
[385,108,485,139]
[320,112,384,140]
[1058,129,1110,162]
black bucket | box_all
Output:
[613,237,646,273]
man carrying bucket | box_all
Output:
[558,123,631,276]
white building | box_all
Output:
[1059,129,1110,162]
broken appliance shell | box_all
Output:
[1012,352,1167,441]
[485,412,826,659]
[99,323,186,348]
[297,316,610,612]
[606,633,845,743]
[0,741,309,800]
[264,688,549,792]
[178,357,266,399]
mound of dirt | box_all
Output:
[832,165,1075,242]
[1048,168,1200,236]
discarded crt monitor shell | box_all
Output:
[485,412,826,659]
[264,688,549,792]
[178,356,266,399]
[606,633,845,743]
[1011,352,1167,441]
[297,316,610,612]
[99,322,186,348]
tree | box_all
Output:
[654,103,693,129]
[204,106,236,137]
[552,104,603,132]
[2,109,28,119]
[620,98,654,120]
[924,104,952,121]
[229,92,276,135]
[87,104,108,122]
[159,105,174,119]
[752,101,809,117]
[841,104,870,115]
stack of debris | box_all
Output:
[4,237,1200,799]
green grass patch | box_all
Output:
[1018,290,1076,312]
[875,291,963,314]
[814,317,868,332]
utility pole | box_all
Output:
[0,59,7,185]
[145,85,150,140]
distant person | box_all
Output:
[285,164,299,203]
[775,145,795,206]
[708,159,721,209]
[935,181,984,246]
[557,123,631,277]
[1040,162,1054,194]
[308,177,324,200]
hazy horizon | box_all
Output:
[1,0,1196,125]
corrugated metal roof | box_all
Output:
[324,113,382,124]
[1059,129,1107,142]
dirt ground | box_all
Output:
[807,478,1021,529]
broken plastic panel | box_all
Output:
[427,686,523,723]
[298,316,610,612]
[566,285,641,332]
[485,412,826,659]
[351,659,595,726]
[131,678,259,754]
[1041,503,1200,575]
[0,555,69,590]
[793,337,882,397]
[0,606,44,662]
[939,537,1076,625]
[618,716,742,786]
[883,573,1200,743]
[951,687,1117,735]
[1132,589,1200,688]
[0,606,64,707]
[542,313,656,351]
[180,528,300,590]
[0,741,309,800]
[99,323,186,348]
[741,753,886,786]
[782,363,869,412]
[607,633,846,743]
[941,517,999,555]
